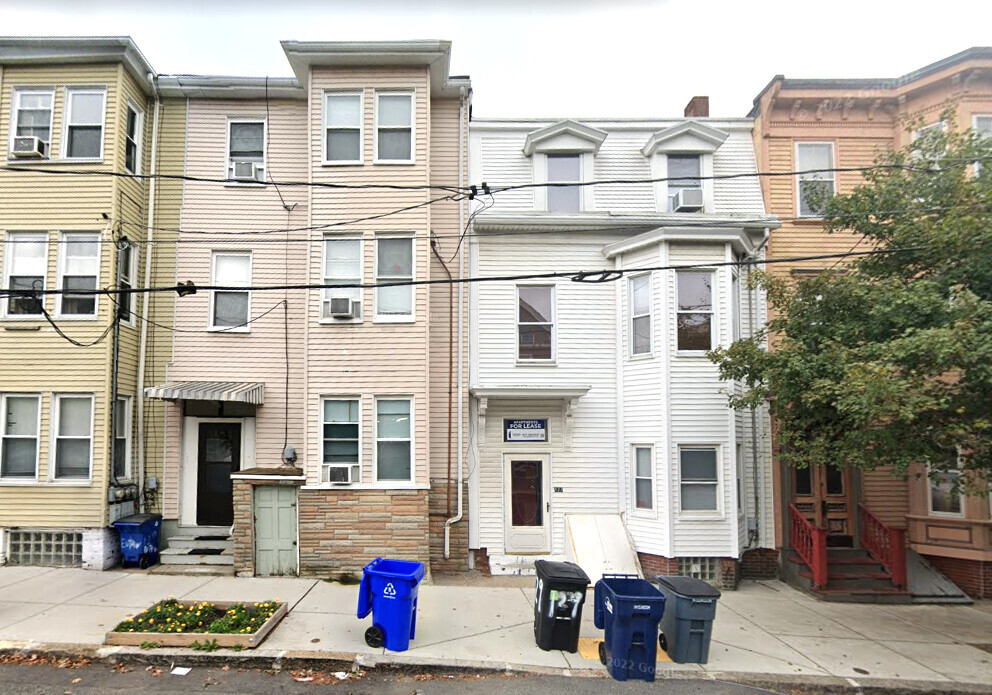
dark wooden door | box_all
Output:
[793,463,854,546]
[197,422,241,526]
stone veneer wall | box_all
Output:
[232,478,303,577]
[428,480,469,573]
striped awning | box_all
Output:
[144,381,265,405]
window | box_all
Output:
[58,233,100,317]
[227,120,265,181]
[376,398,412,482]
[322,399,360,483]
[325,92,362,163]
[629,274,651,355]
[3,232,46,316]
[210,252,251,330]
[676,270,713,351]
[375,237,413,319]
[929,451,963,516]
[667,154,701,211]
[974,116,992,174]
[735,443,744,514]
[117,241,137,324]
[113,396,131,480]
[731,269,741,342]
[375,92,413,163]
[54,395,92,480]
[680,447,719,512]
[63,89,106,159]
[546,154,581,213]
[517,285,554,361]
[1,394,39,479]
[124,103,143,175]
[633,446,653,511]
[11,89,53,153]
[322,237,362,320]
[796,143,835,217]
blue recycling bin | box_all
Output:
[594,574,667,682]
[357,557,426,652]
[112,513,162,569]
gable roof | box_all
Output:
[641,120,729,156]
[522,119,608,155]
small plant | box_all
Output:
[113,599,281,636]
[190,639,220,652]
[139,641,160,650]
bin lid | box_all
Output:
[535,560,590,586]
[113,513,163,526]
[655,575,721,598]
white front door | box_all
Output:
[503,453,551,554]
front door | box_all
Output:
[197,422,241,526]
[254,486,298,576]
[503,454,551,554]
[793,463,854,546]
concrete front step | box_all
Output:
[160,547,235,566]
[150,563,235,577]
[168,535,234,550]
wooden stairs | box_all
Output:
[786,547,911,603]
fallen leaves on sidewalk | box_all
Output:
[0,652,90,669]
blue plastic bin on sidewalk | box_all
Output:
[594,574,666,682]
[112,513,162,569]
[357,557,426,652]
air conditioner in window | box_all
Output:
[672,188,704,212]
[12,136,46,158]
[325,464,355,485]
[328,297,358,319]
[231,161,259,181]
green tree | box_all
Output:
[711,114,992,484]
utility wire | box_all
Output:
[38,302,118,347]
[105,294,287,334]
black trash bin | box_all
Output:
[533,560,590,652]
[655,575,721,664]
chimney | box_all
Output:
[684,96,709,118]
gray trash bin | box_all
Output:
[655,576,721,664]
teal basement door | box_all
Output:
[254,486,298,576]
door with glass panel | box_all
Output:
[503,454,551,553]
[792,464,854,546]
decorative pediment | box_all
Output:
[641,120,729,156]
[522,120,608,156]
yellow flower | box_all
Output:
[124,617,132,622]
[129,629,134,632]
[148,619,154,625]
[141,610,148,614]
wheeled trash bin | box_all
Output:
[533,560,589,652]
[357,557,426,652]
[112,513,162,569]
[655,575,721,663]
[593,574,666,682]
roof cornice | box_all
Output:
[156,75,305,100]
[641,120,729,156]
[0,36,156,94]
[522,119,608,155]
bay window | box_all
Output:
[63,88,106,159]
[676,270,713,351]
[58,233,100,317]
[680,446,719,512]
[3,233,47,316]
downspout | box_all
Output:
[444,86,468,559]
[136,75,160,513]
[746,227,771,547]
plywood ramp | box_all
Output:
[565,514,642,583]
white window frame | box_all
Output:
[927,451,964,518]
[666,153,703,212]
[2,231,48,318]
[675,269,716,354]
[225,117,266,184]
[8,87,55,158]
[631,444,655,515]
[516,284,556,364]
[731,268,741,342]
[321,235,363,324]
[373,396,415,485]
[678,445,722,517]
[373,90,415,165]
[973,115,992,174]
[117,241,138,327]
[113,395,132,481]
[795,142,836,218]
[0,393,41,482]
[51,393,94,483]
[209,251,252,332]
[629,273,652,358]
[545,152,583,213]
[323,91,364,165]
[320,396,362,485]
[373,234,415,323]
[123,101,144,175]
[61,87,107,161]
[56,232,101,319]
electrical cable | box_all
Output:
[38,301,119,347]
[104,294,287,334]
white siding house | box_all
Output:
[468,116,778,583]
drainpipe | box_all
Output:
[136,75,160,513]
[746,227,771,547]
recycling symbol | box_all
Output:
[605,597,613,614]
[384,582,397,597]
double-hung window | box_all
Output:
[376,398,412,482]
[796,143,835,217]
[1,394,40,479]
[679,446,719,512]
[3,232,47,316]
[375,92,413,163]
[667,154,701,211]
[63,88,106,160]
[974,116,992,174]
[58,233,100,317]
[113,396,131,480]
[375,237,413,320]
[322,399,360,484]
[54,395,93,480]
[124,103,143,175]
[676,270,714,351]
[633,446,654,511]
[210,252,251,330]
[929,450,963,516]
[546,154,581,213]
[325,93,363,163]
[517,285,554,361]
[11,89,53,155]
[322,237,362,320]
[228,120,265,182]
[117,241,137,324]
[629,274,651,355]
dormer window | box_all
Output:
[667,155,702,212]
[547,154,582,213]
[642,121,728,214]
[522,120,607,214]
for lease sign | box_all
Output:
[504,418,548,442]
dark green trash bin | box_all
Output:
[655,576,721,664]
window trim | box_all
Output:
[225,116,267,185]
[373,90,415,165]
[55,231,102,320]
[665,153,703,213]
[516,283,556,364]
[113,395,132,481]
[795,141,837,218]
[972,115,992,174]
[927,452,965,518]
[320,235,364,324]
[675,269,716,354]
[117,241,139,327]
[2,231,48,319]
[51,393,94,483]
[545,152,583,213]
[123,101,144,176]
[8,87,55,159]
[320,396,362,486]
[373,396,415,486]
[631,444,655,516]
[629,272,652,358]
[208,250,253,332]
[60,87,107,162]
[0,393,41,483]
[373,234,415,323]
[677,444,723,517]
[323,90,364,166]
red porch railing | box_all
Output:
[789,504,829,588]
[858,503,908,589]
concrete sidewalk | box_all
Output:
[0,566,990,691]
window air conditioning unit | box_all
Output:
[232,161,258,181]
[328,297,358,319]
[672,188,704,212]
[325,464,355,485]
[12,136,46,158]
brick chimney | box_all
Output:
[684,96,709,118]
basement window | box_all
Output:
[7,530,82,567]
[678,556,719,582]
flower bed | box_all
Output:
[104,598,287,650]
